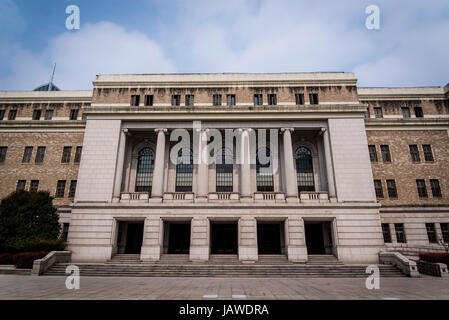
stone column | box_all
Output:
[238,217,258,263]
[286,217,308,262]
[112,128,128,202]
[190,217,209,261]
[321,127,337,201]
[281,128,298,202]
[196,129,209,202]
[151,128,167,202]
[240,129,252,201]
[140,217,162,261]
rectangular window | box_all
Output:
[426,223,437,243]
[74,146,82,163]
[401,107,410,118]
[295,93,305,105]
[374,180,383,198]
[387,180,398,199]
[32,109,42,120]
[227,94,236,106]
[55,180,66,198]
[368,145,378,162]
[144,95,153,106]
[416,179,428,198]
[0,147,7,163]
[69,109,79,120]
[409,145,420,162]
[0,109,5,120]
[61,146,72,163]
[365,107,370,118]
[29,180,39,192]
[172,95,181,106]
[441,223,449,243]
[69,180,77,198]
[62,223,70,241]
[22,146,33,163]
[414,107,423,118]
[395,224,407,243]
[185,95,194,106]
[381,224,392,243]
[35,146,46,164]
[8,109,17,120]
[213,94,222,106]
[380,145,391,163]
[430,179,442,198]
[131,95,140,106]
[16,180,26,191]
[254,94,263,106]
[44,109,54,120]
[422,145,434,162]
[374,107,383,118]
[268,94,277,105]
[309,93,319,105]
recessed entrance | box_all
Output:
[210,222,238,254]
[163,222,191,254]
[257,222,284,254]
[304,221,334,255]
[116,221,144,254]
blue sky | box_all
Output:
[1,0,449,90]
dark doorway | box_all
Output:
[305,223,325,254]
[257,223,282,254]
[210,223,238,254]
[168,223,191,254]
[125,223,144,254]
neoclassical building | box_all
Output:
[0,73,448,264]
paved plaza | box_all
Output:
[0,275,448,300]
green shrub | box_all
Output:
[5,238,66,253]
[13,252,48,269]
[0,253,14,265]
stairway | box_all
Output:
[307,255,343,265]
[44,254,405,278]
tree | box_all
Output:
[0,190,61,253]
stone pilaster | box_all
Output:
[238,217,258,262]
[189,217,209,261]
[286,217,308,262]
[150,128,167,201]
[140,217,161,261]
[281,128,298,202]
[321,127,337,201]
[112,128,128,202]
[196,129,209,202]
[240,128,252,201]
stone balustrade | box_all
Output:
[120,192,149,202]
[300,191,329,203]
[254,192,285,202]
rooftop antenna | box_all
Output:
[48,63,56,91]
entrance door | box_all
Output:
[168,223,191,254]
[305,223,325,254]
[210,223,238,254]
[257,223,281,254]
[125,223,144,254]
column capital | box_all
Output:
[121,128,131,136]
[281,128,294,133]
[154,128,168,134]
[194,128,209,133]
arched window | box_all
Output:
[175,148,193,192]
[135,148,155,193]
[256,147,274,192]
[295,147,315,192]
[216,148,233,192]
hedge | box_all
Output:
[1,238,66,254]
[419,253,449,267]
[0,253,14,265]
[12,252,49,269]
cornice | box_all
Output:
[0,120,86,132]
[364,118,449,130]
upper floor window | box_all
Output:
[22,147,33,163]
[144,95,153,106]
[16,180,26,191]
[401,107,410,118]
[395,223,407,243]
[32,109,42,120]
[8,109,17,120]
[131,95,140,106]
[35,146,46,164]
[374,107,383,118]
[256,148,274,192]
[74,146,83,163]
[135,147,155,193]
[254,94,263,106]
[0,147,7,163]
[216,148,233,192]
[185,95,194,106]
[45,109,54,120]
[268,94,277,105]
[441,223,449,243]
[70,109,79,120]
[414,107,423,118]
[430,179,442,198]
[61,146,72,163]
[422,144,434,162]
[409,145,420,162]
[175,148,193,192]
[296,147,314,192]
[172,95,181,106]
[374,180,383,198]
[0,109,5,120]
[55,180,66,198]
[380,145,391,163]
[368,145,377,162]
[426,223,437,243]
[29,180,39,193]
[69,180,77,198]
[227,94,236,106]
[309,93,319,105]
[213,94,222,106]
[416,179,428,198]
[381,223,392,243]
[386,179,398,199]
[295,93,305,105]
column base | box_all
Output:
[112,197,120,203]
[148,197,163,203]
[286,196,299,203]
[195,196,208,203]
[240,196,253,203]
